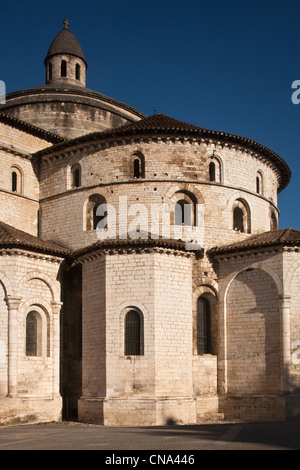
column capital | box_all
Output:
[5,296,22,310]
[51,301,63,315]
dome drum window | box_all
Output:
[208,155,222,183]
[256,171,264,195]
[76,64,81,80]
[131,153,145,179]
[233,199,251,233]
[71,164,81,188]
[85,194,108,231]
[172,190,198,227]
[61,60,67,77]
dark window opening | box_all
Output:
[209,162,216,182]
[134,158,141,178]
[93,204,107,230]
[73,168,81,188]
[256,176,260,194]
[233,206,244,232]
[26,312,37,357]
[12,171,17,192]
[61,60,67,77]
[125,310,142,356]
[76,64,81,80]
[197,297,211,355]
[48,63,52,80]
[132,154,145,179]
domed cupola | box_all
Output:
[44,19,87,87]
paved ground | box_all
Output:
[0,420,300,452]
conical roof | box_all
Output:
[44,20,87,67]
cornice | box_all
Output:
[0,247,65,263]
[70,237,201,264]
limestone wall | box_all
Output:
[0,251,63,424]
[39,138,279,250]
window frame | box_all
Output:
[25,310,42,357]
[197,297,211,355]
[61,60,67,77]
[124,308,144,356]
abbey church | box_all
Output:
[1,20,300,426]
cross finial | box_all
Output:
[63,19,69,29]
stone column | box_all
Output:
[51,301,63,396]
[5,296,22,397]
[279,294,291,393]
[217,298,227,395]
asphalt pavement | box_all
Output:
[0,420,300,452]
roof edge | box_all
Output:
[0,111,66,144]
[70,236,203,261]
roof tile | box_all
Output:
[0,221,69,256]
[209,228,300,255]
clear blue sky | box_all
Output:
[1,0,300,230]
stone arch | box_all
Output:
[0,270,14,299]
[18,271,59,303]
[223,265,281,394]
[221,262,283,301]
[286,258,300,295]
[164,183,204,205]
[163,184,204,228]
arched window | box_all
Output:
[26,311,42,357]
[208,155,222,183]
[132,153,145,179]
[209,162,216,182]
[61,60,67,77]
[134,158,141,178]
[233,207,244,232]
[125,310,143,356]
[256,176,260,194]
[76,64,81,80]
[12,171,17,192]
[256,171,263,195]
[85,194,107,231]
[71,164,81,188]
[175,199,192,226]
[11,167,22,193]
[233,199,251,233]
[270,211,278,231]
[197,297,211,355]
